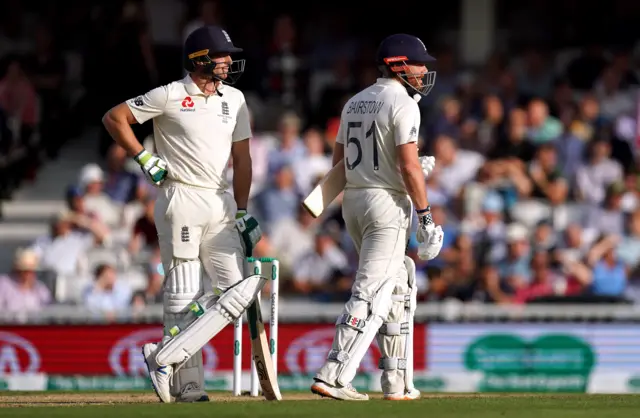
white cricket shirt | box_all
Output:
[127,75,251,190]
[336,78,420,193]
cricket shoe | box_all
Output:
[384,388,421,400]
[176,382,210,402]
[311,380,369,401]
[142,343,173,403]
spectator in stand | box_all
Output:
[24,23,66,158]
[83,263,132,318]
[268,204,318,279]
[103,143,138,204]
[488,107,536,163]
[128,196,158,255]
[528,143,569,205]
[257,163,300,228]
[575,138,624,205]
[0,55,38,148]
[617,210,640,272]
[267,111,306,175]
[65,185,110,238]
[513,251,559,303]
[433,135,484,200]
[584,182,626,236]
[131,249,164,309]
[78,163,122,228]
[293,127,331,195]
[30,210,107,277]
[571,94,601,141]
[579,235,629,298]
[526,99,562,144]
[0,248,51,313]
[292,231,350,300]
[182,0,221,44]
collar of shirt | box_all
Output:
[375,77,407,93]
[182,75,224,97]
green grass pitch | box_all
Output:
[1,391,640,417]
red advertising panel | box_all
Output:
[0,324,426,376]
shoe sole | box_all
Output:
[142,346,167,403]
[310,384,368,401]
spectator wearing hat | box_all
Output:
[497,223,532,293]
[78,163,122,228]
[0,248,51,313]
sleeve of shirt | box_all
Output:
[126,86,169,124]
[232,95,252,142]
[392,99,421,146]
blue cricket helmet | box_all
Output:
[376,34,437,96]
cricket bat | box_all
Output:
[302,159,346,218]
[246,298,282,401]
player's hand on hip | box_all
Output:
[235,210,262,257]
[418,156,436,178]
[135,150,168,186]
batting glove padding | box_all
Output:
[235,211,262,257]
[135,150,168,186]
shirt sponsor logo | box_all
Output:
[181,96,196,112]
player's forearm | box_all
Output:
[232,158,252,210]
[102,110,144,157]
[401,164,429,211]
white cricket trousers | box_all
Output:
[342,188,412,301]
[154,181,245,290]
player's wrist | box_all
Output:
[134,149,152,165]
[416,205,431,215]
[417,206,434,226]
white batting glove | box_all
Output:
[134,150,168,186]
[415,210,444,260]
[418,156,436,178]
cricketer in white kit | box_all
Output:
[310,34,444,401]
[103,25,264,403]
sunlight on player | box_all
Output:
[310,34,444,401]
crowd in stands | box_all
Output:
[1,1,640,319]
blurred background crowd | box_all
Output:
[0,0,639,319]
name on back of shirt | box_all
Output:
[346,100,384,115]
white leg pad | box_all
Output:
[156,274,267,366]
[377,256,417,394]
[163,260,205,398]
[315,279,395,388]
[404,256,418,392]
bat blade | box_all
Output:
[302,159,346,218]
[246,299,282,401]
